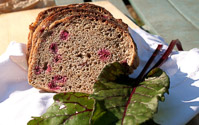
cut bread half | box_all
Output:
[28,14,139,93]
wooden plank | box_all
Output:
[55,0,84,5]
[0,1,138,55]
[0,8,45,55]
[129,0,199,50]
[92,0,135,22]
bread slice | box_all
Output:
[28,8,128,65]
[26,3,115,62]
[28,14,139,93]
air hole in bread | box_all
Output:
[77,85,82,88]
[43,62,48,70]
[87,53,91,58]
[118,34,121,38]
[102,19,106,22]
[59,66,63,72]
[76,53,83,58]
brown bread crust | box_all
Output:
[28,14,139,93]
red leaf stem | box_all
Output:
[151,39,182,69]
[175,39,183,51]
[136,44,163,82]
[142,39,183,80]
[121,87,136,125]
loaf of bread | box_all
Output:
[28,3,139,93]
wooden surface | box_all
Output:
[0,1,138,55]
[129,0,199,50]
[0,8,45,55]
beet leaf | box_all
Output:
[28,92,94,125]
[91,62,169,125]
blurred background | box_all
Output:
[0,0,55,13]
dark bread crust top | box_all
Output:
[29,3,113,31]
[67,3,114,16]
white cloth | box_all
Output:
[0,28,199,125]
[0,42,55,125]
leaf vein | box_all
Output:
[133,92,153,98]
[62,101,91,110]
[140,85,156,91]
[96,86,132,92]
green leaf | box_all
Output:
[90,100,119,125]
[91,62,169,125]
[122,68,169,125]
[28,92,94,125]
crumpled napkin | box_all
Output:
[0,28,199,125]
[0,42,55,125]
